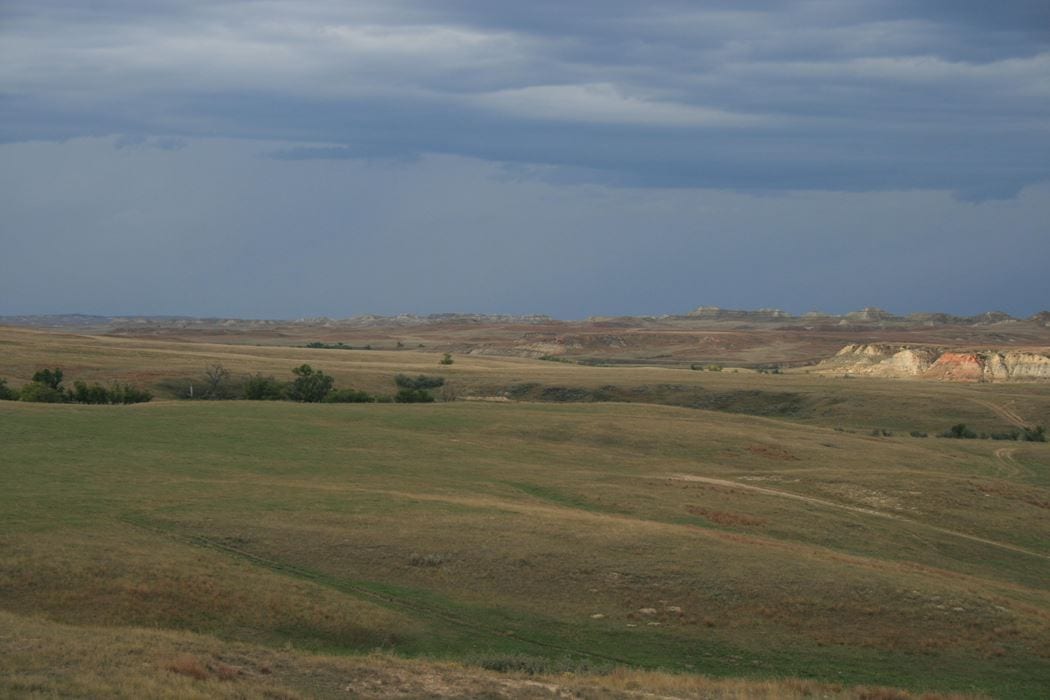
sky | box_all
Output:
[1,1,1048,319]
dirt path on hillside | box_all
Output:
[972,399,1027,428]
[667,474,1049,561]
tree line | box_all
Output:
[0,368,152,404]
[168,364,450,403]
[2,364,454,405]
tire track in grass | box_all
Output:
[118,513,639,667]
[666,474,1050,561]
[971,399,1027,429]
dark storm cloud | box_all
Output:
[2,1,1048,197]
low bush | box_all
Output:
[107,383,153,404]
[70,381,110,404]
[394,374,445,390]
[394,388,435,403]
[408,553,447,567]
[69,380,152,404]
[305,341,353,350]
[324,388,376,403]
[243,374,286,400]
[1022,425,1046,442]
[909,430,928,438]
[0,378,17,401]
[940,423,977,439]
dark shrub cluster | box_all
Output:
[324,388,377,403]
[937,423,1045,441]
[1023,425,1047,442]
[9,367,152,404]
[305,341,353,350]
[243,373,286,400]
[394,374,446,390]
[393,374,445,403]
[941,423,978,439]
[0,379,17,401]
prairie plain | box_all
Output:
[1,324,1049,698]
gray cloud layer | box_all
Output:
[2,137,1048,318]
[1,2,1048,318]
[3,1,1048,197]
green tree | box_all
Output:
[0,378,17,401]
[32,368,64,391]
[287,364,334,402]
[20,382,66,403]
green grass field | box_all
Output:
[2,328,1049,698]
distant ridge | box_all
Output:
[681,306,1042,326]
[1,308,1046,329]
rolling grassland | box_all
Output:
[1,327,1048,698]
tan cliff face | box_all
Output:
[820,344,1050,381]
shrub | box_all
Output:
[941,423,977,439]
[440,382,460,402]
[395,388,435,403]
[108,382,153,404]
[20,382,67,403]
[439,353,454,365]
[243,374,286,400]
[408,553,447,567]
[0,379,17,401]
[201,364,235,399]
[70,380,112,404]
[324,388,376,403]
[305,341,352,350]
[909,430,928,438]
[394,374,445,390]
[1022,425,1046,442]
[287,364,334,402]
[989,431,1020,441]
